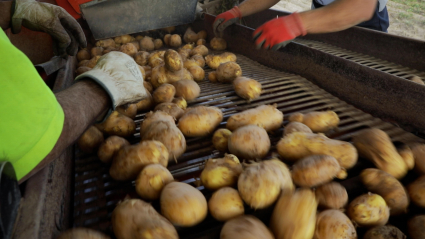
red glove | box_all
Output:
[253,13,306,50]
[213,6,242,36]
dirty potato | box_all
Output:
[228,125,270,160]
[178,106,223,137]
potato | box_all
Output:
[200,154,242,190]
[210,37,227,51]
[141,121,186,161]
[197,30,207,40]
[178,106,223,137]
[221,215,274,239]
[164,49,183,72]
[154,103,185,120]
[183,27,198,43]
[315,182,348,209]
[216,62,242,83]
[190,45,208,57]
[151,65,168,88]
[97,136,130,164]
[208,71,218,83]
[152,83,175,104]
[160,182,207,227]
[95,111,136,137]
[181,43,195,50]
[410,75,424,85]
[134,51,150,66]
[227,104,283,132]
[109,140,168,181]
[149,50,165,60]
[129,41,140,51]
[172,79,201,101]
[116,103,138,119]
[188,65,205,81]
[170,97,186,110]
[90,46,103,58]
[112,199,178,239]
[292,155,346,187]
[288,111,339,133]
[164,34,171,46]
[228,125,270,160]
[361,168,409,215]
[102,47,119,54]
[408,215,425,239]
[183,59,199,69]
[114,34,132,44]
[143,81,153,94]
[154,39,163,50]
[76,66,91,76]
[347,193,390,227]
[212,129,232,152]
[277,132,358,169]
[96,38,115,48]
[148,57,164,68]
[314,210,357,239]
[197,38,206,46]
[167,67,193,82]
[77,48,90,62]
[77,126,104,153]
[169,34,182,48]
[205,52,237,69]
[411,144,425,174]
[135,164,173,200]
[353,128,408,179]
[140,37,155,51]
[56,228,110,239]
[283,121,312,136]
[178,48,191,61]
[135,92,155,112]
[238,159,294,209]
[86,56,101,68]
[398,145,415,170]
[233,76,262,101]
[408,175,425,208]
[78,59,89,67]
[208,187,244,222]
[191,54,205,67]
[364,225,405,239]
[270,189,317,239]
[140,111,175,136]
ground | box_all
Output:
[270,0,425,41]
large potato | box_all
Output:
[205,52,237,69]
[188,65,205,82]
[353,128,408,179]
[97,136,130,164]
[56,228,110,239]
[238,159,294,209]
[109,140,169,181]
[288,111,339,132]
[139,37,155,51]
[160,182,207,227]
[407,175,425,208]
[139,111,175,136]
[227,104,283,132]
[164,49,183,72]
[154,103,185,120]
[220,215,274,239]
[283,121,312,136]
[210,37,227,51]
[152,83,175,104]
[212,128,232,152]
[190,45,208,57]
[315,182,348,209]
[314,210,357,239]
[408,215,425,239]
[178,106,223,137]
[228,125,270,160]
[291,155,346,187]
[276,132,358,169]
[135,164,173,200]
[77,126,104,153]
[172,79,201,101]
[361,168,409,215]
[347,193,390,227]
[216,62,242,83]
[270,189,317,239]
[209,187,244,221]
[111,199,178,239]
[364,225,406,239]
[200,154,242,190]
[95,111,136,138]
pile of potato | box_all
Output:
[67,26,425,239]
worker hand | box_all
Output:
[213,6,242,36]
[253,13,306,50]
[75,52,148,112]
[11,0,87,57]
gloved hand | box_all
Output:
[213,6,242,36]
[11,0,87,56]
[253,13,306,51]
[75,52,148,113]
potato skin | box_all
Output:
[208,71,218,83]
[116,103,138,119]
[139,111,175,137]
[96,111,136,137]
[164,34,171,46]
[91,47,103,58]
[408,215,425,239]
[154,39,163,50]
[164,49,183,72]
[139,37,155,51]
[314,210,357,239]
[289,111,339,133]
[112,199,178,239]
[361,168,409,215]
[315,182,348,209]
[408,175,425,208]
[134,51,150,66]
[172,79,201,101]
[220,215,274,239]
[283,122,312,136]
[353,128,408,179]
[233,77,262,101]
[98,136,130,164]
[205,52,237,69]
[212,128,232,152]
[120,43,138,56]
[209,187,244,222]
[347,193,390,227]
[109,140,169,181]
[227,104,283,132]
[200,154,242,190]
[135,164,173,200]
[197,38,206,45]
[77,48,90,62]
[154,103,185,120]
[76,66,91,76]
[135,92,155,112]
[364,225,406,239]
[276,132,358,169]
[172,96,187,109]
[228,125,270,160]
[169,34,182,48]
[152,83,175,104]
[397,145,415,170]
[190,45,208,57]
[188,65,205,82]
[210,37,227,51]
[160,182,207,227]
[77,126,104,153]
[292,155,344,187]
[56,228,110,239]
[191,54,205,67]
[183,27,198,43]
[411,144,425,174]
[178,106,223,137]
[216,62,242,83]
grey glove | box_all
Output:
[11,0,87,56]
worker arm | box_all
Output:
[0,1,12,30]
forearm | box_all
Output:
[238,0,280,17]
[0,1,12,30]
[19,80,110,183]
[299,0,376,34]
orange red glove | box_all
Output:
[213,6,242,36]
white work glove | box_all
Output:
[76,52,148,114]
[11,0,87,56]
